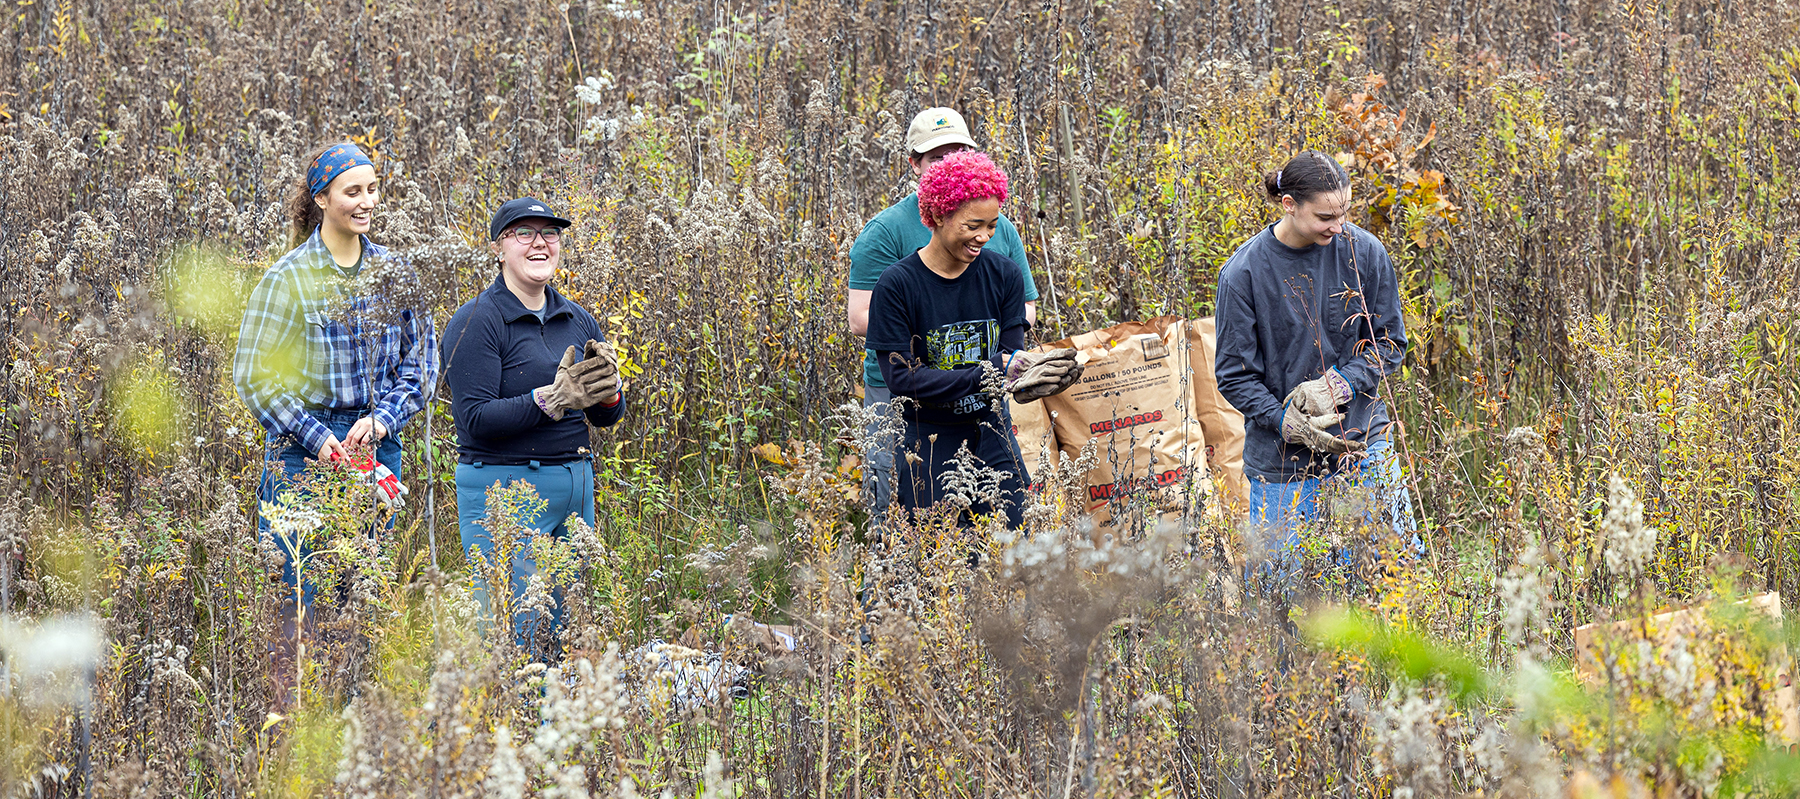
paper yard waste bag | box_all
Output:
[1008,394,1058,491]
[1038,316,1213,535]
[1006,316,1250,531]
[1188,317,1249,516]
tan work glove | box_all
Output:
[533,342,618,419]
[1004,348,1085,403]
[586,340,622,406]
[1280,389,1365,455]
[1289,367,1354,416]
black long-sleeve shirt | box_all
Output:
[440,275,624,464]
[867,250,1029,424]
[878,325,1027,409]
[1214,223,1407,481]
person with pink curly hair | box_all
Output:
[864,151,1083,534]
[914,150,1012,230]
[846,108,1039,529]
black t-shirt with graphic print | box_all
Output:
[866,249,1029,425]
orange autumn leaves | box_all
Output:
[1330,73,1460,250]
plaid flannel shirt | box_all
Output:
[233,229,440,455]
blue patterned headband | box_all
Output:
[307,143,374,196]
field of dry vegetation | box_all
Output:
[4,0,1800,795]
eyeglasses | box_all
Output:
[506,226,562,244]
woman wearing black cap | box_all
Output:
[440,197,625,660]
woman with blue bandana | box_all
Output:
[233,141,439,703]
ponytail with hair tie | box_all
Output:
[1262,150,1348,205]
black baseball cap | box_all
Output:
[488,197,573,241]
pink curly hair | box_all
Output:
[917,150,1010,229]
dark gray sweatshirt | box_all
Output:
[1213,223,1407,482]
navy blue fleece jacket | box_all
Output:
[440,275,625,464]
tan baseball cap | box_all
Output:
[906,107,978,155]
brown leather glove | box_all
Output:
[585,340,622,406]
[1005,348,1085,403]
[1280,390,1365,455]
[1289,367,1354,416]
[534,343,616,418]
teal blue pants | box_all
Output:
[455,459,595,660]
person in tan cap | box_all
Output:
[846,107,1039,527]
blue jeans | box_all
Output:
[1249,439,1422,589]
[258,409,402,607]
[455,458,595,660]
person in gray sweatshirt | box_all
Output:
[1213,150,1420,581]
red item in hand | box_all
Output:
[342,452,407,510]
[371,463,406,507]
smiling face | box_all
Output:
[927,196,1001,267]
[313,164,379,239]
[490,217,562,293]
[1281,186,1353,246]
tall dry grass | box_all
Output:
[2,0,1800,795]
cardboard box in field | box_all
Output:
[1572,592,1797,744]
